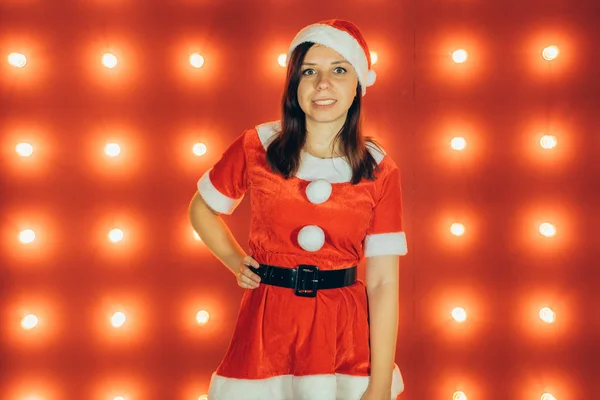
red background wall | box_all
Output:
[1,0,598,399]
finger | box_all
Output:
[239,273,259,287]
[244,256,260,269]
[247,270,261,283]
[238,280,255,289]
[241,264,261,283]
[240,283,256,289]
[239,279,258,290]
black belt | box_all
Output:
[248,264,357,297]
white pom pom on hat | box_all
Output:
[287,19,377,96]
[367,69,377,86]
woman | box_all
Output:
[189,19,408,400]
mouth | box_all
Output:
[312,99,337,106]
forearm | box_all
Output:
[188,192,246,274]
[366,282,399,391]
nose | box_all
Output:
[316,75,332,90]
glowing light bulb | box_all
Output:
[193,142,207,156]
[539,307,556,323]
[450,223,465,236]
[189,53,205,68]
[541,393,556,400]
[542,46,559,61]
[277,53,287,67]
[108,229,124,243]
[539,222,556,237]
[370,51,378,65]
[15,142,34,157]
[193,230,202,241]
[453,391,468,400]
[196,310,210,325]
[114,396,125,400]
[19,229,36,244]
[105,143,121,157]
[7,52,27,68]
[111,311,126,327]
[198,395,208,400]
[21,314,39,330]
[22,394,43,400]
[540,135,557,149]
[451,307,467,322]
[450,137,467,150]
[102,53,118,68]
[452,49,468,63]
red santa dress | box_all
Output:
[197,120,408,400]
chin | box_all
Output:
[307,114,346,124]
[305,108,348,123]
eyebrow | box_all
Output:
[301,60,349,66]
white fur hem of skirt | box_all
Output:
[207,364,404,400]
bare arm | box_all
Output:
[364,254,400,395]
[188,191,248,275]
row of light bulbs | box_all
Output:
[12,394,210,400]
[3,391,559,400]
[14,220,557,246]
[5,390,559,400]
[6,44,560,70]
[452,221,558,237]
[12,305,559,400]
[10,133,557,160]
[15,228,204,244]
[451,306,556,323]
[19,309,211,331]
[11,397,209,400]
[3,393,560,400]
[12,141,209,158]
[454,394,557,400]
[451,135,558,150]
[17,305,557,332]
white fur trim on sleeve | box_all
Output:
[197,169,243,215]
[364,232,408,257]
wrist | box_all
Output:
[224,252,246,274]
[368,377,392,391]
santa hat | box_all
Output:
[287,19,376,96]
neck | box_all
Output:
[304,118,346,158]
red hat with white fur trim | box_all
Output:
[287,19,376,96]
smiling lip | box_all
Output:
[312,98,337,108]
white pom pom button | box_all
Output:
[306,179,332,204]
[297,225,325,252]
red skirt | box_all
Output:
[207,279,404,400]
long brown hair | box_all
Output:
[265,42,381,184]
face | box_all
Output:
[297,45,359,129]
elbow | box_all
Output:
[188,192,202,219]
[366,280,397,295]
[189,191,220,224]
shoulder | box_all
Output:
[254,120,281,149]
[366,140,399,177]
[226,120,279,155]
[251,120,392,167]
[244,121,400,180]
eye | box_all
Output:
[333,67,347,74]
[302,68,315,75]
